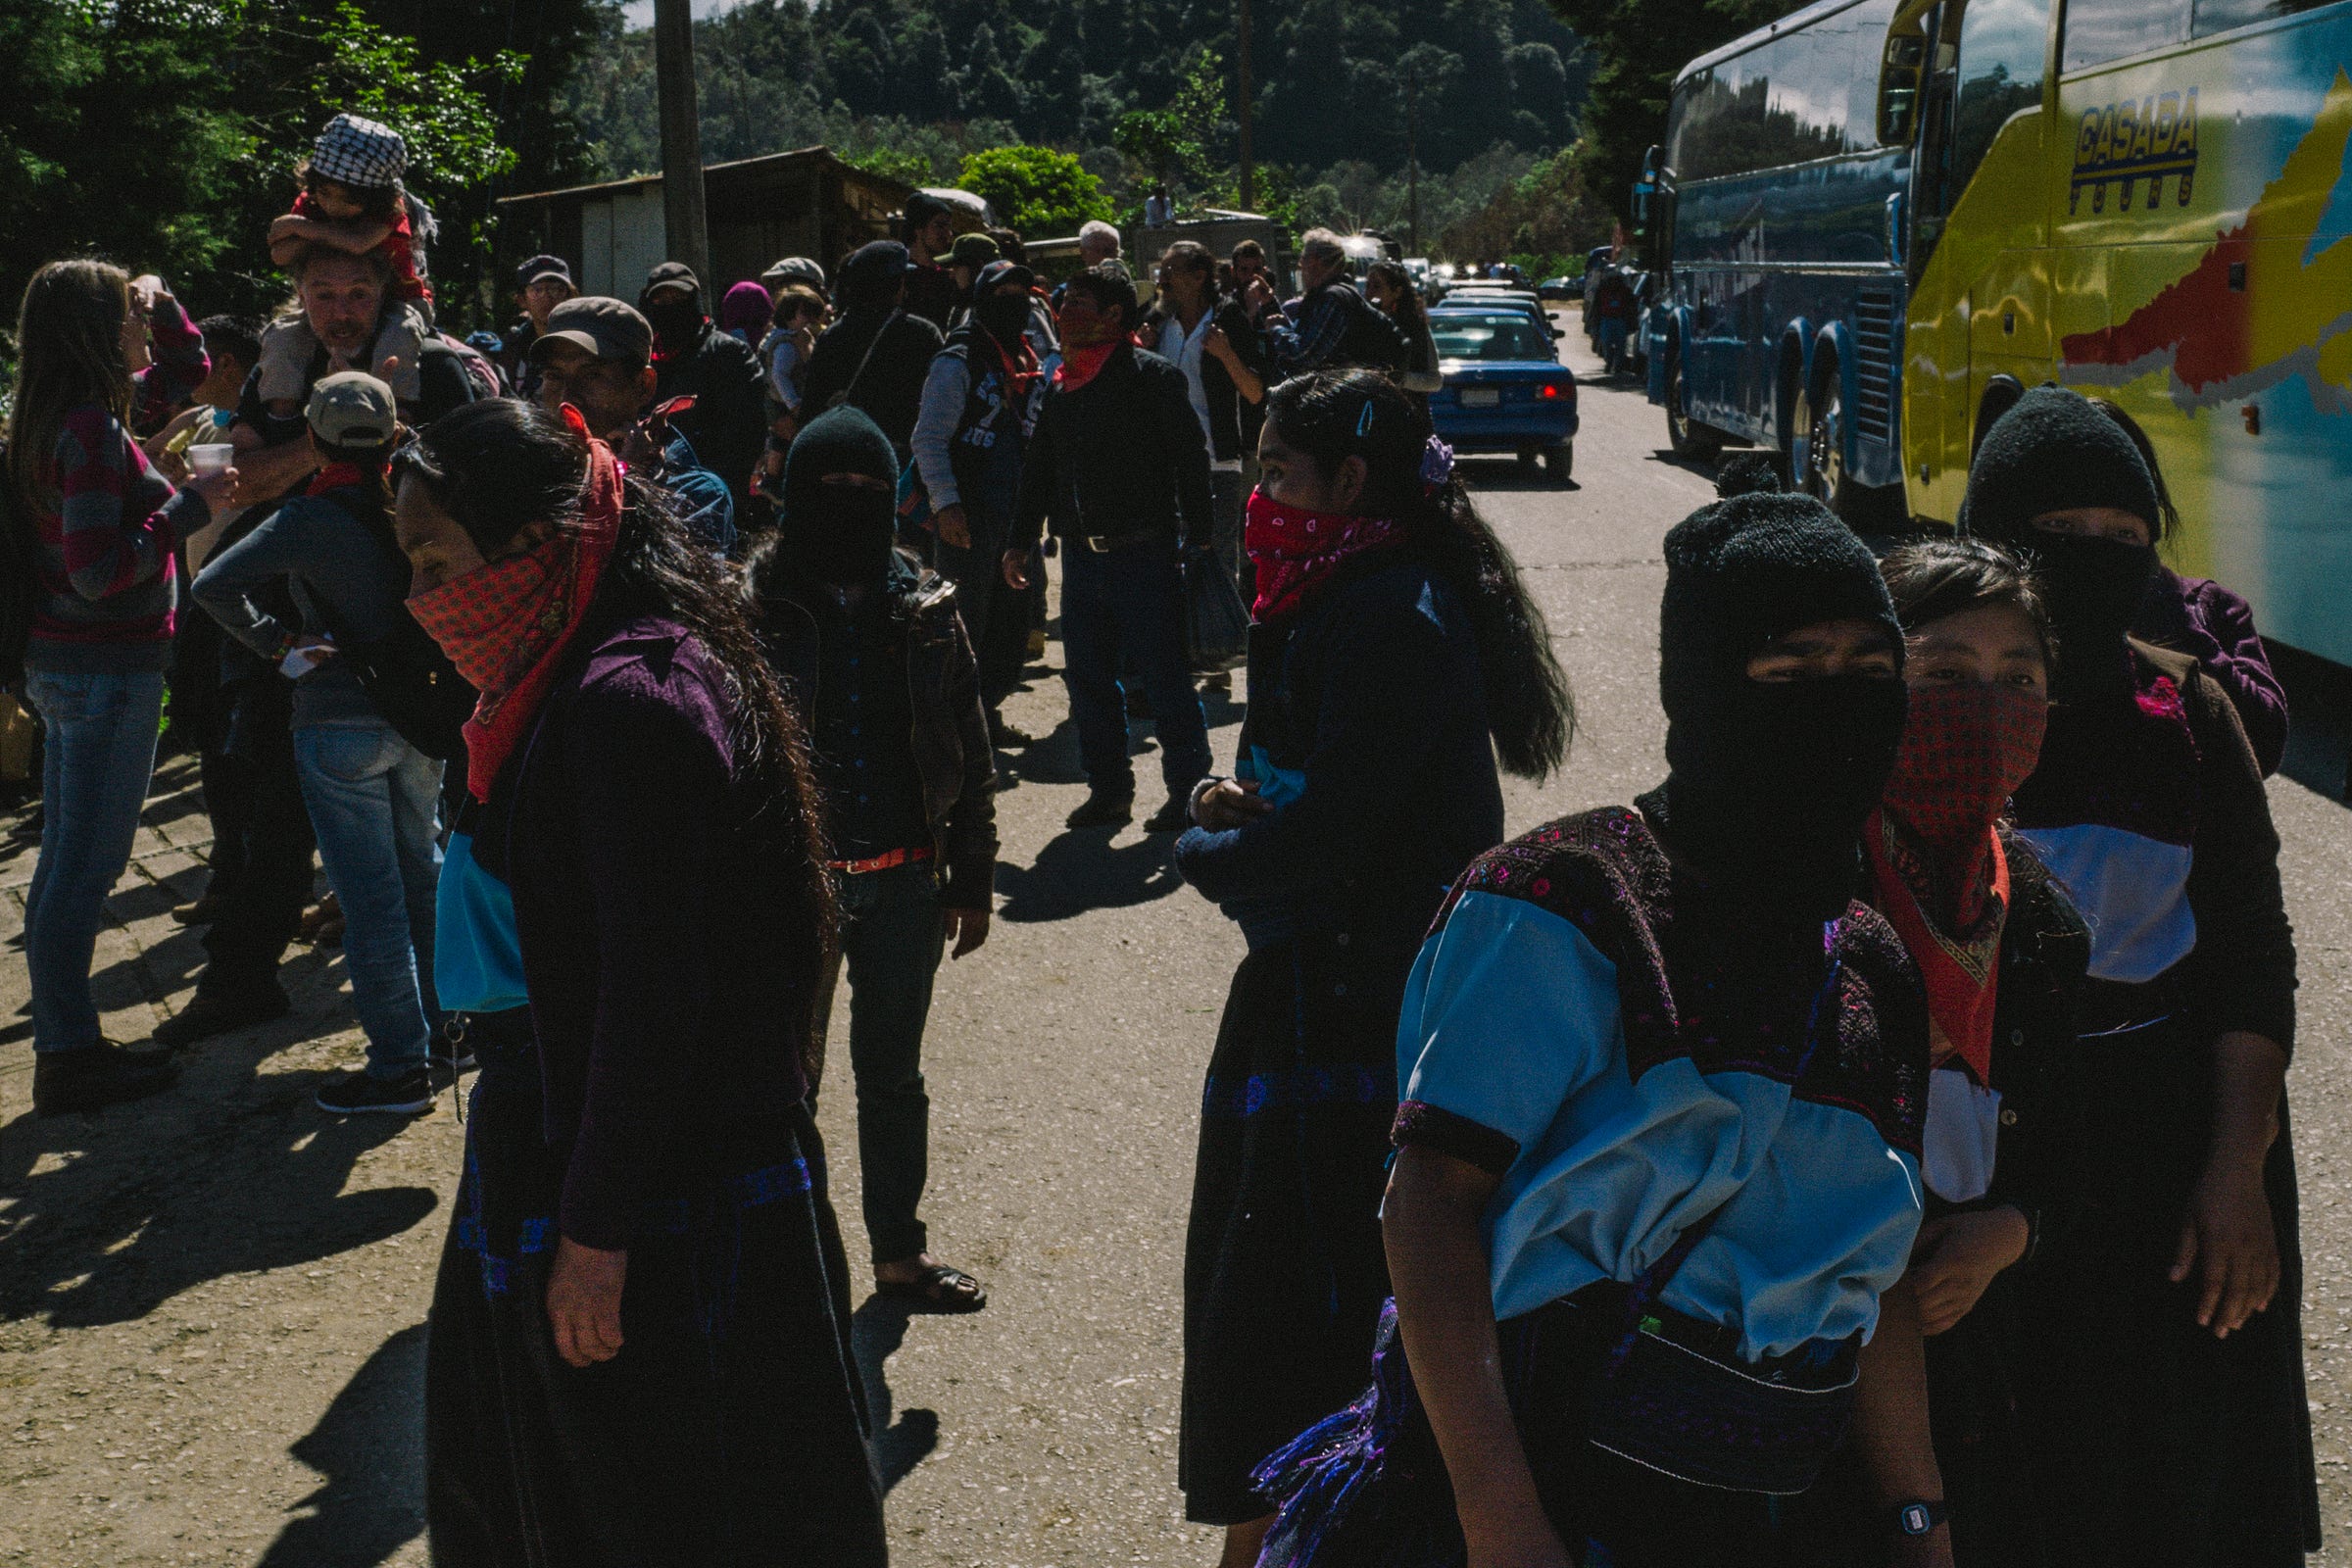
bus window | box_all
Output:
[2062,0,2192,71]
[1667,0,1902,180]
[2191,0,2330,36]
[1949,0,2051,196]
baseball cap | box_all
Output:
[515,255,574,291]
[949,231,1002,270]
[641,260,701,302]
[306,371,398,446]
[841,240,911,287]
[762,256,827,292]
[529,297,655,369]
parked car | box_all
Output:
[1538,275,1583,301]
[1427,306,1577,482]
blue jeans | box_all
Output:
[293,720,443,1078]
[1060,542,1213,797]
[23,668,167,1052]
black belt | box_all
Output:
[446,1005,535,1065]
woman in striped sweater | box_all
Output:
[5,260,234,1115]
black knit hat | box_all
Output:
[1658,478,1900,715]
[782,405,897,521]
[1962,384,2158,544]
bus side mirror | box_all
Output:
[1879,34,1927,145]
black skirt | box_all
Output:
[1181,932,1409,1525]
[424,1044,887,1567]
[2010,1007,2320,1566]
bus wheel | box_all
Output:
[1791,371,1850,510]
[1666,357,1722,462]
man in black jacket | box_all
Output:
[1004,265,1214,832]
[747,407,998,1315]
[799,241,946,463]
[1248,228,1408,376]
[637,261,768,517]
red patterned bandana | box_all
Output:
[1863,680,2047,1080]
[306,462,377,497]
[1244,490,1404,621]
[408,412,623,801]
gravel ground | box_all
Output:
[2,322,2347,1565]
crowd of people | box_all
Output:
[0,104,2322,1568]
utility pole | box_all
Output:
[654,0,710,281]
[1237,0,1255,211]
[1407,70,1421,255]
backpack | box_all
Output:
[0,441,32,692]
[309,488,478,759]
[436,331,506,402]
[1326,283,1413,374]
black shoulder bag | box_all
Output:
[308,493,477,760]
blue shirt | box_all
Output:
[1396,890,1924,1358]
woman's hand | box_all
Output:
[186,466,240,515]
[1002,549,1031,591]
[547,1236,628,1367]
[2173,1157,2278,1337]
[942,905,990,958]
[1908,1206,2029,1336]
[1193,777,1275,832]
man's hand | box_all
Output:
[935,503,971,551]
[185,466,240,515]
[943,906,991,958]
[2173,1157,2279,1337]
[1002,549,1031,591]
[1244,277,1276,315]
[1194,777,1276,832]
[1204,324,1239,367]
[547,1236,628,1368]
[1908,1207,2029,1336]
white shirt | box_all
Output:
[1158,310,1218,464]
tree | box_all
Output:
[956,145,1113,236]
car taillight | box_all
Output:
[1537,381,1571,400]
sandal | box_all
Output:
[875,1263,988,1314]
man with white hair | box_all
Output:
[1245,227,1407,376]
[1078,220,1123,268]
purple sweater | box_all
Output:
[480,606,826,1250]
[2133,567,2287,778]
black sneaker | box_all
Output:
[1065,791,1135,829]
[315,1068,434,1116]
[151,987,290,1051]
[32,1041,179,1117]
[1142,795,1193,834]
[986,712,1036,750]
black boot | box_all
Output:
[1143,794,1193,834]
[1065,790,1135,829]
[33,1042,179,1117]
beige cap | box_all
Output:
[306,370,398,446]
[530,296,654,369]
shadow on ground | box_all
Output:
[255,1322,428,1567]
[2275,644,2351,806]
[851,1294,940,1491]
[993,826,1185,923]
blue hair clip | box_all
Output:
[1356,399,1376,438]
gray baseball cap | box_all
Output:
[761,255,827,292]
[306,370,398,446]
[529,296,654,369]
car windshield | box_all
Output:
[1432,316,1555,362]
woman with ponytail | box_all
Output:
[396,401,885,1565]
[1172,369,1570,1562]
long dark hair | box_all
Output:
[397,399,834,927]
[1367,260,1429,334]
[1262,369,1572,778]
[7,260,132,513]
[1880,535,2055,673]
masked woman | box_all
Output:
[1961,386,2315,1566]
[404,400,885,1566]
[1171,371,1572,1566]
[1785,535,2091,1567]
[1251,475,1931,1568]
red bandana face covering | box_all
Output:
[1861,679,2048,1081]
[1054,312,1120,390]
[1244,489,1404,621]
[408,409,624,802]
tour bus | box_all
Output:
[1635,0,2352,665]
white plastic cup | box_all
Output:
[186,443,234,478]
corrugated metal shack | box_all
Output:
[493,146,912,299]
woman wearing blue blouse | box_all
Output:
[1255,471,1941,1568]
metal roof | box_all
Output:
[494,144,906,210]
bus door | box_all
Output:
[1900,0,2056,521]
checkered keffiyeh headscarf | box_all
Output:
[311,113,409,191]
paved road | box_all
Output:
[2,318,2347,1565]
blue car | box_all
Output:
[1428,307,1577,482]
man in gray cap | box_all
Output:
[761,255,828,302]
[636,261,768,520]
[503,254,576,400]
[532,296,737,555]
[187,371,453,1112]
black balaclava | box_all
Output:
[780,406,900,588]
[1651,475,1909,921]
[639,260,706,350]
[1961,384,2160,704]
[838,240,910,317]
[972,260,1038,347]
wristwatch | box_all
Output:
[1892,1499,1949,1537]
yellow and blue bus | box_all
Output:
[1637,0,2352,665]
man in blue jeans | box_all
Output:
[191,372,445,1114]
[1004,265,1214,832]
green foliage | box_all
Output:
[956,145,1114,237]
[1442,142,1612,264]
[845,146,937,189]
